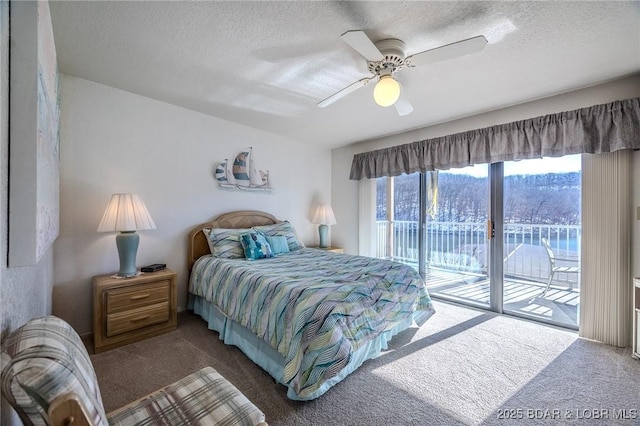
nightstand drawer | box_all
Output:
[107,302,170,337]
[106,280,170,314]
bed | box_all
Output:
[187,210,435,401]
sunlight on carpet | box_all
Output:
[369,307,578,425]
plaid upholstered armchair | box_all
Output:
[1,316,267,426]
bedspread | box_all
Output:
[189,248,435,399]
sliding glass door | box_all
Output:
[375,155,581,329]
[502,156,581,328]
[423,165,490,309]
[376,174,420,267]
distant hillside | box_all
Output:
[377,172,580,225]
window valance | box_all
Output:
[350,97,640,180]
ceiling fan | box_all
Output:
[317,30,488,116]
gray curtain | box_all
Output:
[350,97,640,180]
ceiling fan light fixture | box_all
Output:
[373,75,400,107]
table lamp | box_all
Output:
[97,193,156,277]
[311,203,336,248]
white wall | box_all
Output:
[332,75,640,278]
[54,75,332,334]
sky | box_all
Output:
[445,154,581,177]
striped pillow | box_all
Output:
[203,228,251,259]
[253,221,302,251]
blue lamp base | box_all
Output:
[318,224,329,248]
[116,231,139,277]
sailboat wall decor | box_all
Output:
[215,147,272,192]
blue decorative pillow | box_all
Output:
[252,221,302,251]
[240,232,273,260]
[266,235,290,255]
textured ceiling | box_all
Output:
[49,1,640,148]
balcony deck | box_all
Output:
[424,268,579,328]
[378,220,580,328]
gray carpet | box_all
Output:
[90,302,640,425]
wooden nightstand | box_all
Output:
[311,246,344,254]
[93,269,177,353]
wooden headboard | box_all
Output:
[187,210,280,271]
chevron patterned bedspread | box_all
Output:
[189,248,435,399]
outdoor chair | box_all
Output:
[1,315,267,426]
[541,237,580,297]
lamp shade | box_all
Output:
[311,203,337,226]
[97,193,156,232]
[373,75,400,107]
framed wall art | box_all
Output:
[9,1,60,266]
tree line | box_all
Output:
[377,172,580,225]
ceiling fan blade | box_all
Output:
[341,30,384,62]
[406,35,488,68]
[394,83,413,116]
[317,77,375,108]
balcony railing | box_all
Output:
[376,220,580,286]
